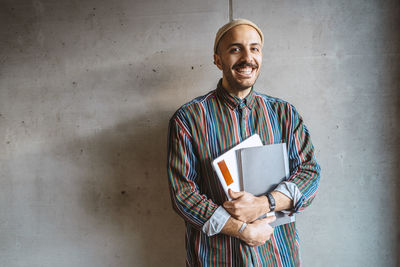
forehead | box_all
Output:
[220,25,262,46]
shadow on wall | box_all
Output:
[57,111,184,266]
[392,45,400,267]
[381,3,400,265]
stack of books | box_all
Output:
[212,134,295,227]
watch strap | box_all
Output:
[266,192,276,212]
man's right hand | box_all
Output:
[238,216,276,247]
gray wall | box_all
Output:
[0,0,399,266]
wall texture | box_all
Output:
[0,0,399,266]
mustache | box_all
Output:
[232,61,258,69]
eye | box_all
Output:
[251,47,260,52]
[230,47,240,53]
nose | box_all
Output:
[240,47,252,62]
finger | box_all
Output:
[228,189,244,200]
[223,200,233,209]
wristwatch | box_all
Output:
[266,192,276,212]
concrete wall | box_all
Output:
[0,0,398,266]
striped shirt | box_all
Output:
[167,80,321,266]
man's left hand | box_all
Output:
[223,189,269,222]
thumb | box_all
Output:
[228,189,244,200]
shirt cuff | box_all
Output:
[274,181,303,213]
[202,206,231,236]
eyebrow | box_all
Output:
[227,42,261,48]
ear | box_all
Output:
[213,53,223,70]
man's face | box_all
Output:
[214,25,263,94]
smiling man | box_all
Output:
[214,23,262,98]
[167,19,320,266]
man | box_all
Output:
[167,19,320,266]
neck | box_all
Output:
[221,79,252,99]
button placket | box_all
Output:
[238,102,248,140]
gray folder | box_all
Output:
[238,143,295,227]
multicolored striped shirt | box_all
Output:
[167,80,321,266]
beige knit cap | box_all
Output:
[214,19,264,53]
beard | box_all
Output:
[221,61,260,92]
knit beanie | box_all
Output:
[214,19,264,54]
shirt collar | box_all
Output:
[216,79,257,110]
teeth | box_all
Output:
[236,67,253,74]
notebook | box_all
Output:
[212,134,295,227]
[238,143,295,227]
